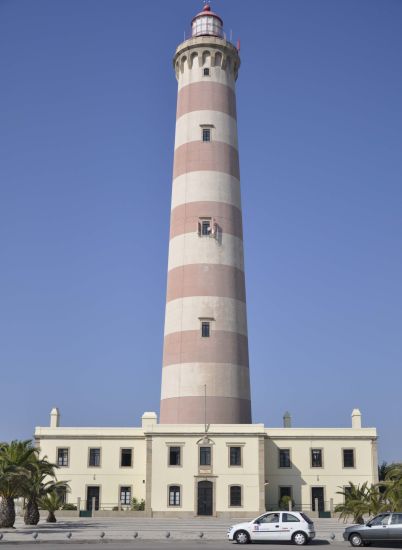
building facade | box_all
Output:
[35,408,378,517]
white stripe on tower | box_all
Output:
[160,5,251,424]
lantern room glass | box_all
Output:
[192,16,223,38]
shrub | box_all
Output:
[279,495,295,510]
[61,504,77,511]
[131,497,145,511]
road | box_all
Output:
[0,542,402,549]
[0,542,335,549]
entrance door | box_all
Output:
[197,481,213,516]
[86,486,100,511]
[311,487,324,512]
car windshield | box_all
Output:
[367,514,391,527]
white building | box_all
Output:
[35,408,378,517]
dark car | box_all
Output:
[343,512,402,546]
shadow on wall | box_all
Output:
[264,439,307,512]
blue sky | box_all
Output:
[0,0,401,462]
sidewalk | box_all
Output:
[0,516,349,544]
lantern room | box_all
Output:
[191,4,224,38]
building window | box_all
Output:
[120,486,131,505]
[279,449,291,468]
[311,449,323,468]
[201,321,210,338]
[57,448,69,467]
[199,446,211,466]
[120,448,133,467]
[229,446,242,466]
[168,485,181,506]
[88,448,101,467]
[343,449,355,468]
[230,485,242,507]
[202,128,211,142]
[203,68,210,76]
[169,446,181,466]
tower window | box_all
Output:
[201,322,210,337]
[202,128,211,142]
[201,220,211,235]
[203,68,210,76]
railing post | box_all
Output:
[92,497,96,517]
[314,498,319,514]
[288,499,292,511]
[77,497,81,512]
[330,498,334,514]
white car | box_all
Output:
[227,511,316,545]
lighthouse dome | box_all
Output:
[191,4,224,38]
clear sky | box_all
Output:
[0,0,401,462]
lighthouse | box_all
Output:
[160,5,251,424]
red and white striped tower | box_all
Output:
[160,5,251,424]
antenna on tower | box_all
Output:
[204,384,210,435]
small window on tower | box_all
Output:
[202,128,211,142]
[201,322,210,338]
[203,68,210,76]
[201,220,211,235]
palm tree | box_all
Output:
[382,463,402,512]
[335,482,370,524]
[22,457,69,525]
[38,491,63,523]
[365,484,387,515]
[0,440,38,528]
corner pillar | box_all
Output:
[258,435,265,513]
[145,436,153,517]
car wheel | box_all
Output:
[349,533,363,547]
[235,530,250,544]
[293,531,308,545]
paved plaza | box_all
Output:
[0,542,402,550]
[0,516,353,544]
